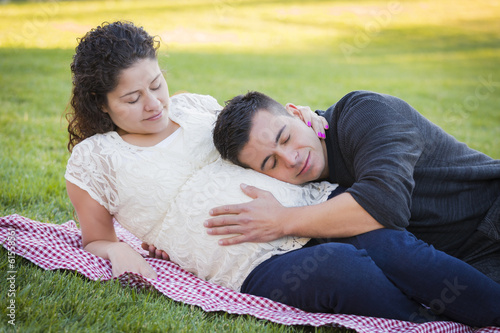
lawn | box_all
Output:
[0,0,499,331]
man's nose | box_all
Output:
[280,148,298,168]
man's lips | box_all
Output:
[297,152,311,177]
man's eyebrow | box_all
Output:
[260,125,286,171]
[119,73,162,98]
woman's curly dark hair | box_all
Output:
[66,21,160,152]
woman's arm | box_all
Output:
[170,93,328,138]
[285,103,329,139]
[66,181,157,279]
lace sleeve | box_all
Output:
[64,136,119,215]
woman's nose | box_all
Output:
[145,92,162,111]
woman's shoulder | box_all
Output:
[170,92,222,120]
[171,92,220,107]
[71,132,121,155]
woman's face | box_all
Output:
[104,58,171,136]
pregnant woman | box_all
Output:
[64,21,500,326]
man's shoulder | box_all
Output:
[317,90,381,112]
[336,90,391,109]
[315,91,373,122]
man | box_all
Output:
[147,90,500,325]
[209,90,500,284]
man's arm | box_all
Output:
[206,92,426,245]
[204,183,384,246]
[330,92,424,229]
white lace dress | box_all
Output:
[65,93,337,291]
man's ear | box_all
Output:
[284,103,302,118]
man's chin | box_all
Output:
[274,175,301,185]
[274,172,315,185]
[297,171,323,185]
[288,176,312,186]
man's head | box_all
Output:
[213,91,328,185]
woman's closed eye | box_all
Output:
[128,95,140,104]
[127,84,161,104]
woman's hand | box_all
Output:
[104,241,158,280]
[141,243,171,261]
[285,103,329,139]
[66,181,158,279]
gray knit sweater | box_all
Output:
[318,91,500,254]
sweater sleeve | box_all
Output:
[334,91,425,229]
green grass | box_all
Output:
[1,0,499,331]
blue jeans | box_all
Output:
[241,229,500,327]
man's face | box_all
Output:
[238,109,329,185]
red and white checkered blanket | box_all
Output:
[1,214,498,333]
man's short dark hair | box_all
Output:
[213,91,289,167]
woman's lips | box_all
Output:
[145,111,163,121]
